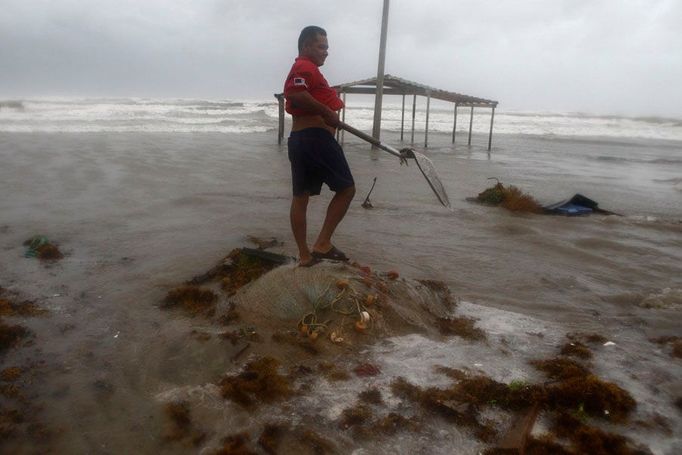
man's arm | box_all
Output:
[286,91,340,127]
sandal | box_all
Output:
[311,245,349,262]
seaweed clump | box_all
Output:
[317,362,350,382]
[436,316,487,341]
[339,403,373,429]
[546,375,636,422]
[216,432,256,455]
[258,424,285,455]
[530,357,589,381]
[358,387,383,405]
[220,249,277,295]
[476,181,542,213]
[0,321,30,353]
[390,376,500,442]
[560,341,593,359]
[0,298,46,317]
[23,236,63,261]
[219,357,292,408]
[162,286,218,316]
[550,412,651,455]
[163,401,205,446]
[650,336,682,359]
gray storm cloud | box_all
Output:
[0,0,680,116]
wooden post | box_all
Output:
[400,93,405,141]
[341,92,346,145]
[487,107,495,151]
[276,94,284,145]
[452,103,458,144]
[468,106,474,146]
[411,94,416,144]
[424,92,431,148]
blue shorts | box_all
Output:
[287,128,355,196]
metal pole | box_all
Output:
[400,93,405,141]
[452,103,458,144]
[411,94,416,144]
[487,107,495,151]
[424,92,431,148]
[371,0,390,146]
[468,106,474,146]
[341,92,346,145]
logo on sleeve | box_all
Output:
[293,77,307,87]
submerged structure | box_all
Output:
[275,74,498,150]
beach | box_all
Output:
[1,100,681,453]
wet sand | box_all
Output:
[0,130,680,453]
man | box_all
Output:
[283,26,356,267]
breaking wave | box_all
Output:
[1,97,681,140]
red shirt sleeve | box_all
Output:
[284,59,320,96]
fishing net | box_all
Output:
[221,261,455,339]
[408,150,451,208]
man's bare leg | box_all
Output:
[290,194,313,264]
[313,185,356,254]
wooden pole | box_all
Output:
[341,92,346,145]
[411,94,416,144]
[452,103,458,144]
[371,0,390,146]
[468,106,474,146]
[277,94,284,145]
[487,107,495,151]
[424,92,431,148]
[400,93,405,141]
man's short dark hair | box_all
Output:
[298,26,326,52]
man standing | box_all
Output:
[284,26,356,267]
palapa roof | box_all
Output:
[334,74,497,108]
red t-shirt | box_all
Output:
[283,56,344,116]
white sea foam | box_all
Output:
[1,97,681,140]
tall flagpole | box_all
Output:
[371,0,390,153]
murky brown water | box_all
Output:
[0,131,680,453]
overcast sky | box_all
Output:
[1,0,680,116]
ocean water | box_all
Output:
[0,99,680,453]
[1,97,682,141]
